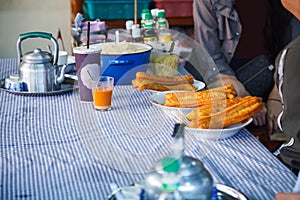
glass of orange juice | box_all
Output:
[91,76,114,111]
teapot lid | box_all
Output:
[22,48,52,63]
[180,156,204,176]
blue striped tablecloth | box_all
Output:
[0,58,297,200]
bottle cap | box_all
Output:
[145,12,153,20]
[126,20,133,30]
[151,8,159,18]
[162,157,180,173]
[142,8,150,13]
[157,9,166,18]
[141,9,150,19]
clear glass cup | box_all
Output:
[91,76,114,111]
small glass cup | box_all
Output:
[91,76,114,111]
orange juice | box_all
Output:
[92,86,113,110]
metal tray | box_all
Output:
[107,183,248,200]
[0,77,78,96]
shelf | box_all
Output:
[105,17,193,28]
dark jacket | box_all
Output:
[275,35,300,170]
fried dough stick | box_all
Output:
[164,84,237,108]
[186,97,244,120]
[189,96,263,129]
[136,72,194,85]
[139,82,196,91]
[132,79,196,91]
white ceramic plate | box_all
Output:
[146,79,205,92]
[185,118,253,140]
[149,91,196,115]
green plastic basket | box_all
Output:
[83,0,152,20]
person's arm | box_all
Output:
[207,74,249,97]
[276,192,300,200]
[193,0,250,98]
[193,0,240,76]
[276,155,300,199]
[281,0,300,20]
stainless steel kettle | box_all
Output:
[17,32,67,92]
[144,124,214,200]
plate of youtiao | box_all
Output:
[149,83,263,139]
[149,90,195,115]
[132,72,205,92]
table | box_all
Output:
[0,58,297,200]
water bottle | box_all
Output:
[142,13,157,44]
[159,157,183,200]
[157,9,171,43]
[141,9,150,29]
[132,24,144,43]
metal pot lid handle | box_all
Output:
[16,31,59,66]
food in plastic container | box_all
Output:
[150,52,179,76]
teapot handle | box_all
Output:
[16,31,59,66]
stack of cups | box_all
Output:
[73,46,101,102]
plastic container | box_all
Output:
[83,0,152,20]
[81,20,106,32]
[150,51,179,76]
[153,0,193,18]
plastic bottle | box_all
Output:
[159,157,183,200]
[141,9,150,29]
[157,9,171,43]
[142,13,157,44]
[132,24,144,43]
[125,20,133,42]
[151,8,159,28]
[156,9,169,29]
[126,20,133,34]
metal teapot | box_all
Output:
[144,124,214,200]
[179,156,213,199]
[17,32,67,92]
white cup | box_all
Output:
[57,50,68,66]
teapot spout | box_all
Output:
[171,124,185,161]
[56,64,67,84]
